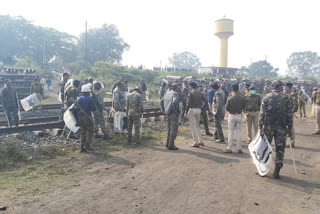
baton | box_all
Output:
[288,137,298,175]
[140,113,143,141]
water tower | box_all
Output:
[215,18,234,67]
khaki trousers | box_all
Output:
[227,114,243,150]
[316,105,320,133]
[188,108,203,144]
[246,111,259,142]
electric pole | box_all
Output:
[85,21,88,73]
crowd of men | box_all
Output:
[160,78,320,179]
[1,70,320,179]
[59,73,147,152]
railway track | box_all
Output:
[20,102,113,111]
[0,108,163,134]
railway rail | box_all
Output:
[19,102,113,111]
[0,108,163,135]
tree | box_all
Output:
[287,51,320,78]
[78,24,129,65]
[168,51,201,71]
[246,60,278,77]
[0,15,77,65]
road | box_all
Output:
[9,117,320,214]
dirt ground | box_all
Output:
[2,116,320,214]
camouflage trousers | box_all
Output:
[127,115,141,143]
[299,103,306,117]
[200,110,210,133]
[179,102,187,123]
[214,115,224,141]
[264,126,287,168]
[166,113,179,148]
[5,108,19,127]
[93,111,108,137]
[79,115,94,149]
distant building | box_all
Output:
[199,66,246,78]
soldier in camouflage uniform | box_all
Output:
[61,80,81,138]
[59,72,70,119]
[64,80,81,108]
[30,78,44,110]
[127,87,144,144]
[92,82,110,140]
[159,81,167,100]
[211,83,225,143]
[161,83,180,150]
[259,80,293,179]
[113,81,127,112]
[0,80,19,127]
[284,82,296,147]
[290,88,298,117]
[180,80,189,123]
[199,84,213,136]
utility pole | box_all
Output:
[85,21,88,73]
[42,39,46,66]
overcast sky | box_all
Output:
[1,0,320,74]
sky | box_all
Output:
[1,0,320,75]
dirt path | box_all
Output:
[8,117,320,214]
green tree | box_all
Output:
[78,24,129,65]
[287,51,320,78]
[168,51,201,71]
[246,60,278,77]
[0,15,77,65]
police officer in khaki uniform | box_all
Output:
[92,81,110,140]
[244,85,261,144]
[312,87,320,135]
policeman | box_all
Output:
[30,78,44,110]
[64,80,81,108]
[159,81,167,100]
[0,80,19,127]
[92,81,110,140]
[244,85,261,144]
[259,80,293,179]
[312,87,320,134]
[59,72,70,103]
[290,88,299,117]
[59,72,70,119]
[76,84,96,152]
[127,87,144,144]
[161,83,180,150]
[311,87,318,118]
[61,80,81,138]
[113,81,127,112]
[284,82,296,147]
[199,84,213,136]
[211,83,225,143]
[298,85,307,117]
[140,79,147,101]
[180,80,189,124]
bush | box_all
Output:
[0,142,28,170]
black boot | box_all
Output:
[206,131,213,136]
[273,166,281,179]
[80,145,86,153]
